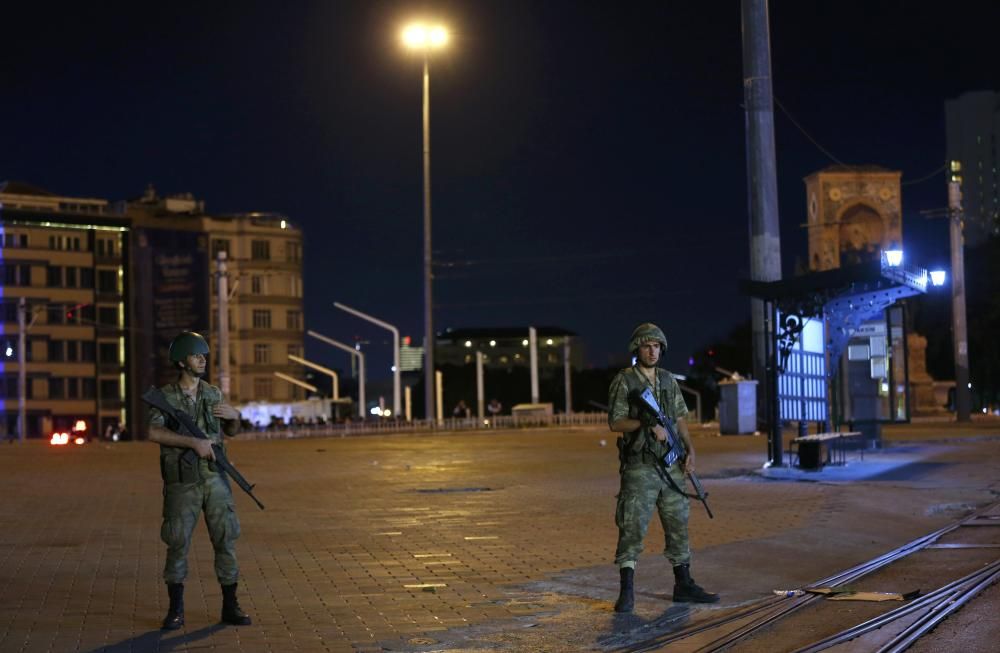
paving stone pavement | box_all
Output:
[0,420,998,652]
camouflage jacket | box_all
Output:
[148,379,226,456]
[608,365,688,459]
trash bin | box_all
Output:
[719,380,758,434]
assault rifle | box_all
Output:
[142,386,265,510]
[633,387,714,519]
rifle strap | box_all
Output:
[647,448,697,499]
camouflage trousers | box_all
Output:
[614,463,690,568]
[161,469,241,585]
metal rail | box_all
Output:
[617,500,1000,653]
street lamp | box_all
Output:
[402,21,448,422]
[333,302,400,419]
[307,330,366,419]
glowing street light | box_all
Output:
[930,270,947,286]
[402,24,448,49]
[401,20,449,421]
[883,249,903,267]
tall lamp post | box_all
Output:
[402,22,448,421]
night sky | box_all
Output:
[3,1,998,382]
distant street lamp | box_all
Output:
[402,21,448,421]
[307,330,366,419]
[333,302,399,419]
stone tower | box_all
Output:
[804,165,903,271]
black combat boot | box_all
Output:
[613,567,635,613]
[221,583,252,625]
[672,564,720,603]
[161,583,185,630]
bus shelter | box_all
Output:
[743,253,934,466]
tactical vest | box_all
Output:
[619,367,677,466]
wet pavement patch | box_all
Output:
[412,487,494,493]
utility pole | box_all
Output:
[17,297,27,443]
[948,181,971,422]
[476,350,485,421]
[563,337,573,414]
[216,251,231,397]
[529,327,539,404]
[742,0,783,458]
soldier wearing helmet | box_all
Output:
[147,331,252,629]
[607,323,718,612]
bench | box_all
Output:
[790,431,863,469]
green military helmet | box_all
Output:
[628,322,668,354]
[169,331,210,363]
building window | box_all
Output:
[286,310,301,330]
[251,276,263,295]
[100,379,119,400]
[67,378,79,399]
[3,233,27,248]
[49,377,65,399]
[81,342,96,362]
[3,302,18,323]
[66,341,78,362]
[254,343,271,364]
[253,377,272,400]
[252,309,271,329]
[80,268,94,289]
[46,304,64,325]
[98,270,117,293]
[81,378,96,399]
[99,343,118,364]
[286,241,301,262]
[65,267,77,288]
[98,307,118,327]
[287,344,302,358]
[211,239,230,259]
[48,341,64,362]
[47,266,62,287]
[251,240,270,261]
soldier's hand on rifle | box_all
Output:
[213,403,241,421]
[683,451,695,475]
[651,425,669,442]
[193,438,216,461]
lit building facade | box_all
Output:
[206,212,304,403]
[0,181,130,439]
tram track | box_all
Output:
[615,500,1000,653]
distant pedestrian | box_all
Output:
[453,400,470,419]
[487,398,503,418]
[608,323,718,612]
[147,331,252,629]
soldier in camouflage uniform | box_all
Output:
[147,331,252,629]
[609,323,718,612]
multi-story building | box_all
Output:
[206,212,305,403]
[127,188,305,409]
[435,327,581,371]
[0,181,130,440]
[0,182,305,439]
[945,90,1000,246]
